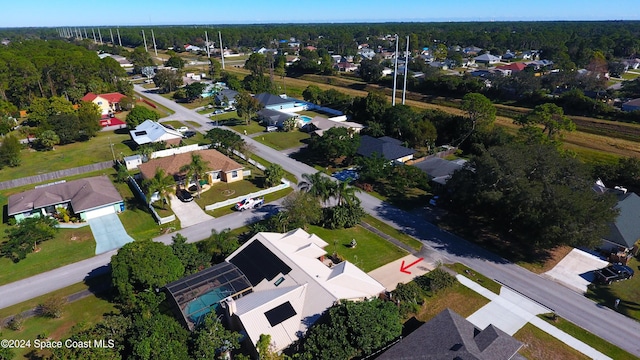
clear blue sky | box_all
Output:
[5,0,639,27]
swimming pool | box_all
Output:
[299,115,313,124]
[185,287,233,325]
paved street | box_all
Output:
[0,85,638,356]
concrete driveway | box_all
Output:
[169,194,214,228]
[543,248,609,293]
[88,213,135,254]
[368,254,434,291]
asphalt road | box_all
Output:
[1,85,638,356]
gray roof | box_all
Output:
[8,176,123,216]
[378,308,522,360]
[254,93,295,107]
[605,192,640,249]
[474,53,501,62]
[215,89,238,103]
[258,108,295,126]
[357,135,415,161]
[412,157,465,184]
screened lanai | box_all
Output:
[164,262,253,330]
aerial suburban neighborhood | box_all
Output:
[1,3,640,359]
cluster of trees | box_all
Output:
[0,40,131,109]
[297,298,402,359]
[0,216,59,263]
[443,143,618,256]
[0,134,21,168]
[356,152,430,200]
[125,106,160,128]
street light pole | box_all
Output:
[109,137,116,163]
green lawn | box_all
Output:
[135,93,175,116]
[225,118,266,135]
[298,109,334,118]
[445,263,502,294]
[186,120,202,128]
[539,314,640,360]
[2,287,117,359]
[362,215,422,252]
[306,225,407,272]
[0,227,95,286]
[514,323,590,360]
[196,178,264,210]
[586,257,640,321]
[0,130,133,182]
[621,72,640,80]
[414,281,490,321]
[112,180,165,241]
[254,130,309,151]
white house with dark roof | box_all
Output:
[222,229,385,354]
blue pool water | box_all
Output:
[299,115,313,123]
[186,287,233,325]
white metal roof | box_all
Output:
[225,228,385,352]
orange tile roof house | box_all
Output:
[81,92,126,117]
[138,149,245,185]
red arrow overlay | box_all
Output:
[400,258,424,274]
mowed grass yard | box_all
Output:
[586,257,640,321]
[306,224,407,272]
[0,129,134,182]
[254,130,309,151]
[1,286,117,359]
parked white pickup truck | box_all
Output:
[234,197,265,211]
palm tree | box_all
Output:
[179,153,209,199]
[143,168,175,209]
[298,172,335,205]
[333,179,361,207]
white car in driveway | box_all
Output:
[177,126,188,133]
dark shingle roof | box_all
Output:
[254,93,295,107]
[8,176,123,216]
[357,135,415,161]
[412,157,464,179]
[605,192,640,249]
[377,308,522,360]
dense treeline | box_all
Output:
[4,21,640,65]
[0,39,130,109]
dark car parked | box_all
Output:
[183,130,197,138]
[594,263,634,284]
[177,189,194,202]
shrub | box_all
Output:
[7,314,24,331]
[427,268,457,294]
[39,296,67,318]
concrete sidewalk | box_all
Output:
[457,275,612,360]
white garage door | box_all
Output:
[83,205,116,220]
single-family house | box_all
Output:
[602,191,640,251]
[623,58,640,70]
[255,93,299,112]
[129,120,184,147]
[137,149,244,186]
[304,116,364,136]
[8,176,125,222]
[357,48,376,60]
[501,51,516,61]
[225,229,384,353]
[258,108,297,128]
[81,92,126,117]
[521,50,539,60]
[98,53,134,70]
[357,135,415,163]
[463,46,483,55]
[214,89,239,107]
[334,61,358,72]
[377,308,523,360]
[622,98,640,112]
[474,53,501,65]
[163,228,384,355]
[184,44,202,52]
[412,157,466,186]
[495,62,527,75]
